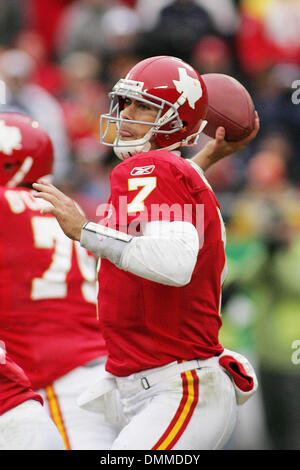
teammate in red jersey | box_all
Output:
[33,56,260,450]
[0,112,122,449]
[0,343,64,449]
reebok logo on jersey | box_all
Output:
[0,120,22,155]
[130,165,155,176]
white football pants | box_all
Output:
[36,358,237,450]
[37,357,122,450]
[111,362,237,450]
[0,400,65,450]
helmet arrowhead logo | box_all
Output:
[0,120,22,155]
[173,67,203,109]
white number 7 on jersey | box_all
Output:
[127,177,157,213]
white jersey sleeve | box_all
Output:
[119,220,199,286]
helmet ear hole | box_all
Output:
[167,120,187,134]
[4,162,13,171]
[169,120,179,130]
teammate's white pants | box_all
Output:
[0,400,65,450]
[37,357,123,450]
[111,362,237,450]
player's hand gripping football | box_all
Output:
[33,180,87,241]
[192,111,260,171]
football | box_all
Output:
[201,73,255,141]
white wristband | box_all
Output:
[82,221,133,242]
[80,222,133,264]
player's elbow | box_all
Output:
[160,242,197,287]
[178,268,194,286]
[166,259,195,287]
[169,275,192,287]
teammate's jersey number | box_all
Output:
[4,190,96,303]
[31,217,96,302]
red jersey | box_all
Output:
[0,347,43,415]
[0,187,106,390]
[98,151,226,376]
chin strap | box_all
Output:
[113,137,152,161]
[113,112,153,160]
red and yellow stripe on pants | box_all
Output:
[45,385,71,450]
[152,369,199,450]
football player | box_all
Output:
[0,343,65,450]
[0,112,122,449]
[33,56,259,450]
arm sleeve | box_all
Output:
[80,219,199,286]
[118,220,199,286]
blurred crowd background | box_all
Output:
[0,0,299,450]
